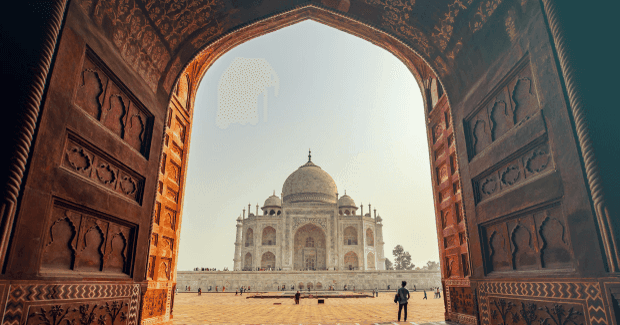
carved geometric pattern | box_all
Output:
[140,289,167,319]
[2,283,139,325]
[74,50,152,156]
[467,55,536,159]
[42,201,135,275]
[63,133,145,204]
[478,281,607,325]
[475,141,552,203]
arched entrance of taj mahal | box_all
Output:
[0,1,618,325]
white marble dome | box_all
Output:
[263,193,282,207]
[282,156,337,204]
[338,194,356,207]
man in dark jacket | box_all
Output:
[397,281,410,322]
[294,291,301,305]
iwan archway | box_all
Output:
[0,1,617,325]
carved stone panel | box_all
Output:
[141,289,167,318]
[467,57,538,160]
[474,141,554,203]
[3,283,139,325]
[41,201,136,276]
[481,203,573,273]
[74,50,153,157]
[478,281,604,325]
[449,286,475,316]
[63,133,145,204]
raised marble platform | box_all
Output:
[176,269,441,292]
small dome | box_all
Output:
[377,216,382,222]
[237,216,242,221]
[263,193,281,208]
[338,194,356,207]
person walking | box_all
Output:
[423,290,427,300]
[294,291,301,305]
[437,287,441,299]
[198,288,202,296]
[396,281,410,322]
[235,289,238,296]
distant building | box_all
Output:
[234,152,385,271]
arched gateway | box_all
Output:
[1,2,617,325]
[294,224,326,270]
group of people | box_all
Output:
[193,267,229,271]
[421,287,441,300]
[242,267,283,271]
[235,286,250,295]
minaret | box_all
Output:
[376,215,386,270]
[256,203,259,216]
[248,203,251,217]
[243,208,245,219]
[233,216,243,270]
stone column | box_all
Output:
[234,219,243,270]
[376,221,386,270]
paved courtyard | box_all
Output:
[173,291,446,324]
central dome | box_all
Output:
[282,153,337,204]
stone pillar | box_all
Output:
[376,221,386,270]
[234,219,243,270]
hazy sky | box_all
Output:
[177,21,438,270]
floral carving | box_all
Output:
[470,0,503,33]
[501,165,520,186]
[78,304,98,325]
[481,177,497,195]
[120,175,136,195]
[520,302,539,325]
[66,148,92,173]
[492,298,515,325]
[101,301,128,324]
[539,304,583,325]
[526,149,550,173]
[96,163,116,185]
[29,305,72,325]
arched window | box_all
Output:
[262,226,276,246]
[305,237,315,247]
[344,226,357,245]
[367,252,376,269]
[269,210,275,215]
[344,251,359,270]
[244,253,252,270]
[277,210,281,216]
[345,210,350,216]
[366,228,374,246]
[261,252,276,269]
[245,228,254,247]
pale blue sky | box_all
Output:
[177,21,438,270]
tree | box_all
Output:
[385,258,394,270]
[424,260,440,271]
[393,245,415,270]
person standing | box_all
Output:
[397,281,410,322]
[198,288,202,296]
[294,291,301,305]
[423,290,427,300]
[437,288,441,299]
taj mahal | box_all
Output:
[233,151,386,271]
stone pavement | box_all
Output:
[173,291,446,324]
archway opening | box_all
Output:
[171,9,452,324]
[294,224,326,271]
